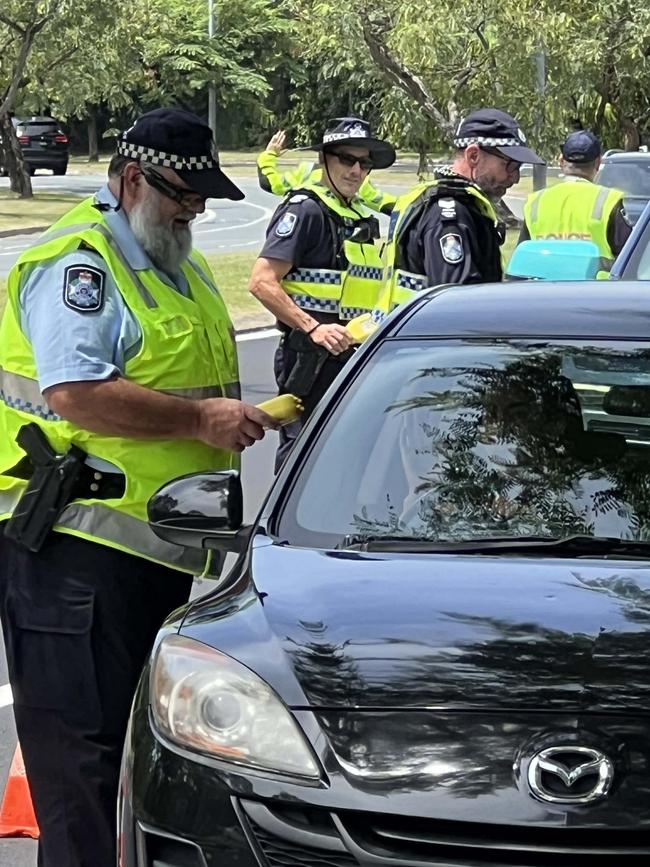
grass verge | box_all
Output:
[205,251,272,329]
[0,190,82,232]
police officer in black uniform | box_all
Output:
[249,118,395,469]
[385,108,544,297]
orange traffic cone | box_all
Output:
[0,743,39,838]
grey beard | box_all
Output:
[129,195,193,275]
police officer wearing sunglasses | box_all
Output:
[249,117,396,470]
[377,108,544,319]
[0,107,277,867]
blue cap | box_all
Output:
[561,130,601,164]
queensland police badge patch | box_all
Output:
[275,212,298,238]
[440,233,464,264]
[63,264,105,312]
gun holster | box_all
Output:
[283,330,331,398]
[4,424,87,552]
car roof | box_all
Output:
[14,116,59,124]
[387,281,650,341]
[601,151,650,161]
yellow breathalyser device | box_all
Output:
[345,313,378,343]
[256,394,304,425]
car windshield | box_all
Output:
[279,340,650,549]
[17,121,58,136]
[596,159,650,197]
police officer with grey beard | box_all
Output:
[0,108,276,867]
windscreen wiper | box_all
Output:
[340,533,650,558]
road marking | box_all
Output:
[193,200,273,235]
[0,683,13,709]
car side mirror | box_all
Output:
[506,239,603,281]
[147,470,254,553]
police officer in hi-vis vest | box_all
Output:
[377,108,544,319]
[0,108,276,867]
[256,127,397,215]
[249,117,396,469]
[520,130,632,268]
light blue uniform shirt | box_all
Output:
[20,184,192,390]
[19,185,192,471]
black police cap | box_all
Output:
[117,108,244,201]
[454,108,544,165]
[561,130,601,163]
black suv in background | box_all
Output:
[595,148,650,225]
[1,116,69,176]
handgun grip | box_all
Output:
[15,423,57,466]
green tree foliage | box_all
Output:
[2,0,650,165]
[290,0,650,157]
[4,0,292,160]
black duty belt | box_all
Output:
[6,457,125,501]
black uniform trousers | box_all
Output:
[0,529,192,867]
[273,329,353,472]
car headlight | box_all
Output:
[150,634,320,780]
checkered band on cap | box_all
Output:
[453,136,522,148]
[117,141,219,171]
[323,129,369,144]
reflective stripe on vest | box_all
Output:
[0,366,61,421]
[0,367,240,418]
[0,489,207,572]
[285,267,342,285]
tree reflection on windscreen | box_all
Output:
[291,341,650,546]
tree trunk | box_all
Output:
[621,116,640,151]
[0,112,33,198]
[417,144,428,179]
[87,111,99,162]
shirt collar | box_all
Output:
[564,175,592,183]
[94,185,153,271]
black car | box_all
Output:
[595,148,650,225]
[4,116,68,175]
[120,282,650,867]
[611,197,650,281]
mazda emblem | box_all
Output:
[527,746,614,804]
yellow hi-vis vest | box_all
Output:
[0,196,240,573]
[523,178,624,266]
[280,182,384,320]
[376,180,498,318]
[256,150,396,214]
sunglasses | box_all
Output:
[329,150,374,172]
[139,165,205,207]
[480,146,521,173]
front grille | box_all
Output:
[237,799,650,866]
[251,821,358,867]
[340,812,650,865]
[237,799,358,867]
